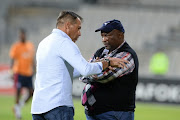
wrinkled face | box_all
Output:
[101,29,124,52]
[68,18,81,42]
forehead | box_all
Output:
[76,18,81,25]
[101,29,119,35]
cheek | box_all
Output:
[70,26,76,33]
[72,28,78,34]
[108,40,116,46]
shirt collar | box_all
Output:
[52,28,72,40]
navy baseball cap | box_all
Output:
[95,19,125,33]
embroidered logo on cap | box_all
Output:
[104,21,110,26]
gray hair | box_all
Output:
[56,11,83,27]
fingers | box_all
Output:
[117,63,124,68]
[108,66,113,70]
[113,58,129,64]
[118,61,127,68]
[108,66,116,72]
[94,57,100,62]
[120,59,129,64]
[109,57,129,68]
[93,57,99,62]
[96,57,99,60]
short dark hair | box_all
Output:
[56,11,83,27]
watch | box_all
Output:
[104,58,110,66]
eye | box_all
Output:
[103,33,108,37]
[78,26,81,30]
[101,33,108,37]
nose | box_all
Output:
[102,37,108,42]
[78,30,81,36]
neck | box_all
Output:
[57,26,68,36]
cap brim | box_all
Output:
[95,26,111,33]
[95,28,102,32]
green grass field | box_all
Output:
[0,95,180,120]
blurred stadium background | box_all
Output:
[0,0,180,120]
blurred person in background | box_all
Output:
[31,11,128,120]
[81,19,139,120]
[149,48,169,76]
[9,28,35,120]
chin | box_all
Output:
[73,39,78,43]
[105,46,110,50]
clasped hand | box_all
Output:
[94,57,129,70]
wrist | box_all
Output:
[104,58,110,66]
[102,60,109,71]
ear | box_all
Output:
[65,22,70,29]
[118,32,124,40]
[119,32,124,36]
[64,22,71,35]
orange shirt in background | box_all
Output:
[9,41,35,76]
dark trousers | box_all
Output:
[32,106,74,120]
[86,111,134,120]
